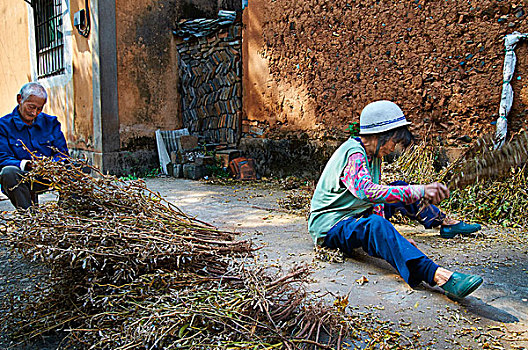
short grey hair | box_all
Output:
[19,82,48,102]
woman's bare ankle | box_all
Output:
[441,217,460,226]
[434,267,453,286]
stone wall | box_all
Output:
[176,22,242,145]
[239,135,346,179]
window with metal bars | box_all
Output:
[33,0,65,78]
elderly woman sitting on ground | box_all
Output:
[308,100,482,299]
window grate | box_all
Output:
[33,0,64,78]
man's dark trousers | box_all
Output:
[0,166,49,209]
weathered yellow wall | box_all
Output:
[115,0,233,151]
[0,1,32,116]
[116,0,182,151]
[68,0,95,151]
[37,0,94,151]
[2,0,239,158]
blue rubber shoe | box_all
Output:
[441,272,483,299]
[440,221,482,238]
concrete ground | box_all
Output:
[1,177,527,349]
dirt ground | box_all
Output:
[1,177,527,349]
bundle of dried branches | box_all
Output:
[383,141,437,185]
[441,164,528,227]
[387,133,528,227]
[1,156,415,349]
[439,132,528,190]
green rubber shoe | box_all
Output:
[441,272,483,299]
[440,222,482,239]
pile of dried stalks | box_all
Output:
[383,142,437,185]
[386,133,528,227]
[1,156,412,349]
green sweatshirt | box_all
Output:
[308,138,380,244]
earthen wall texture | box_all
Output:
[116,0,241,151]
[246,0,528,145]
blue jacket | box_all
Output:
[0,107,69,170]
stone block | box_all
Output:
[195,155,215,166]
[174,164,184,178]
[175,151,197,164]
[216,153,231,168]
[215,149,240,168]
[183,163,205,180]
[177,135,199,151]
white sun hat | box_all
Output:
[359,100,411,135]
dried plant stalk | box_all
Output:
[440,132,528,190]
[1,155,414,349]
[383,141,437,185]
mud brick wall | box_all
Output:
[177,24,242,146]
[243,0,528,145]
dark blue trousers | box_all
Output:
[323,181,444,287]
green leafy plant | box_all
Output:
[144,167,161,178]
[346,122,360,137]
[119,173,139,181]
[205,164,230,178]
[386,138,528,228]
[119,167,161,181]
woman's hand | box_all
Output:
[423,182,449,204]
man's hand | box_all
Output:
[423,182,449,204]
[25,161,33,171]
